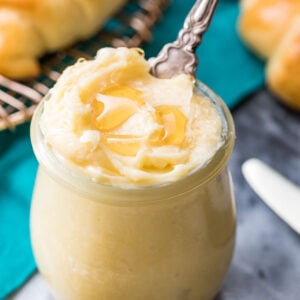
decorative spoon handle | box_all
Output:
[150,0,219,78]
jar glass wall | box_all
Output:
[30,80,236,300]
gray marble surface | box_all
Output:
[217,89,300,300]
[8,89,300,299]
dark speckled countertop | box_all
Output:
[217,89,300,300]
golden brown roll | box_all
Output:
[0,0,126,79]
[238,0,300,110]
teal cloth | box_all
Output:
[0,124,37,299]
[0,0,264,298]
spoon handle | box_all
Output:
[150,0,219,79]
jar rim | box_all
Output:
[30,80,235,204]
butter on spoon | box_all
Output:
[149,0,219,79]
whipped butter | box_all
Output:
[30,47,236,300]
[40,47,223,186]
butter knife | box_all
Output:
[242,158,300,234]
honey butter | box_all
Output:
[30,47,236,300]
[40,47,223,186]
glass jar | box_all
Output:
[30,80,236,300]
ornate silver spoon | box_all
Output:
[149,0,219,79]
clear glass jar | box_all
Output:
[30,80,236,300]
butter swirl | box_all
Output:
[41,47,223,186]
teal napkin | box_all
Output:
[0,0,264,298]
[0,124,37,299]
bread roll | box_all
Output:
[267,18,300,110]
[238,0,300,110]
[0,0,126,79]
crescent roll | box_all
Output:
[238,0,300,110]
[0,0,126,79]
